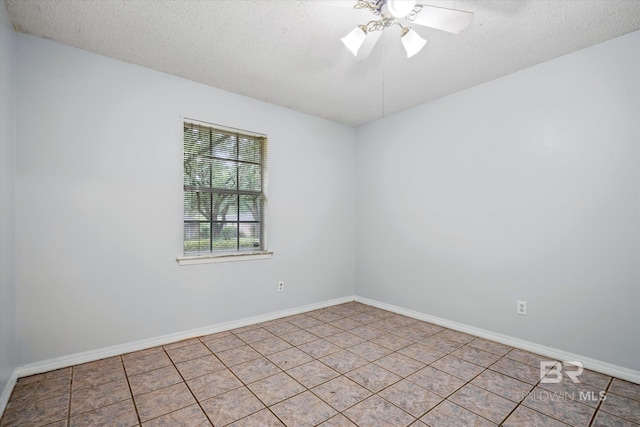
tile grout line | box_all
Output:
[228,318,356,426]
[304,310,387,424]
[122,345,210,425]
[66,367,73,427]
[587,377,612,427]
[120,356,143,427]
[501,356,561,426]
[222,368,290,427]
[375,310,507,423]
[335,310,473,423]
[55,358,131,424]
[504,359,583,427]
[225,329,308,426]
[226,311,394,425]
[429,362,496,425]
[352,315,547,426]
[491,355,550,425]
[316,313,465,424]
[384,334,489,422]
[453,362,503,417]
[162,343,216,426]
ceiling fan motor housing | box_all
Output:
[385,0,417,18]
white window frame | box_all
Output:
[177,119,271,265]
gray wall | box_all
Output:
[15,34,356,365]
[7,22,639,374]
[355,31,640,371]
[0,1,17,399]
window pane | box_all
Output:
[239,163,261,192]
[239,194,261,222]
[212,223,238,251]
[184,223,210,253]
[238,136,262,163]
[240,223,261,250]
[184,126,210,156]
[211,193,237,221]
[211,132,237,160]
[184,191,210,221]
[184,156,212,187]
[212,159,237,189]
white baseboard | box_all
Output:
[0,368,18,418]
[15,294,640,386]
[356,296,640,385]
[17,295,355,378]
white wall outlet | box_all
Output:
[517,300,527,315]
[277,281,284,292]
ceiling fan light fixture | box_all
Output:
[387,0,417,18]
[401,28,427,58]
[341,25,368,56]
[341,0,470,59]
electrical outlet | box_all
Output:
[517,300,527,316]
[277,281,284,292]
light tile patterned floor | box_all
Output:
[2,302,639,426]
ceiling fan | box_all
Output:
[341,0,473,59]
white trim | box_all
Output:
[355,296,640,385]
[183,117,267,138]
[0,368,18,418]
[16,295,355,378]
[15,294,639,385]
[177,251,273,265]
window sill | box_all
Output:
[177,251,273,266]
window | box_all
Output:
[182,120,267,257]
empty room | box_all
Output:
[0,0,639,426]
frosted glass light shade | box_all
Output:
[387,0,417,18]
[341,26,382,60]
[341,26,367,56]
[401,28,427,58]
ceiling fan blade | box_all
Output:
[410,4,473,34]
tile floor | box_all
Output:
[2,302,639,426]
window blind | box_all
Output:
[183,120,267,254]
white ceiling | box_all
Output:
[5,0,640,126]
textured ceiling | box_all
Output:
[5,0,640,126]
